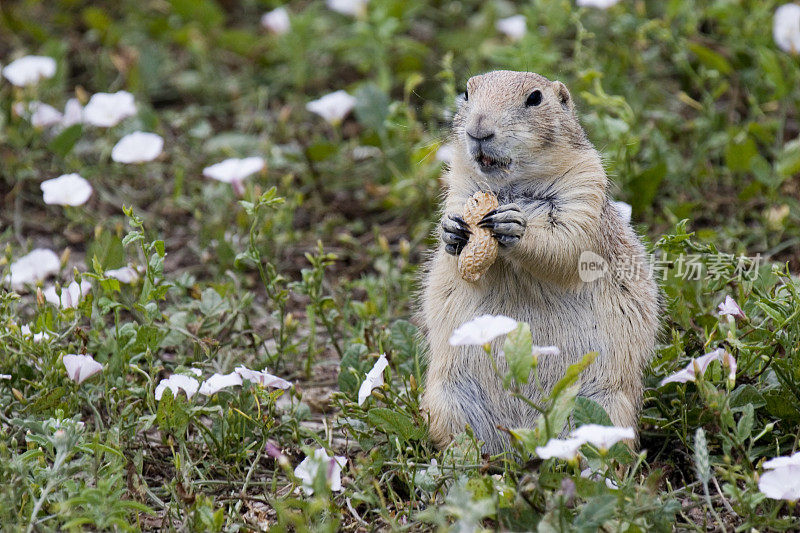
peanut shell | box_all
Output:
[458,191,500,282]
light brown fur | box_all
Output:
[421,71,659,454]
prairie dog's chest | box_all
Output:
[495,184,563,216]
[438,267,607,356]
[441,260,595,319]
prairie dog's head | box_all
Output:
[452,70,591,180]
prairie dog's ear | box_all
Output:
[553,81,573,111]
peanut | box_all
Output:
[458,191,500,282]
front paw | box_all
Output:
[442,214,471,256]
[478,203,527,247]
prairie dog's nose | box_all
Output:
[466,114,495,142]
[467,130,495,142]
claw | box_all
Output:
[495,234,521,247]
[443,230,469,246]
[445,243,465,256]
[447,214,471,234]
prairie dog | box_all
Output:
[421,71,659,454]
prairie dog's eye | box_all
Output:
[463,90,468,102]
[525,89,542,107]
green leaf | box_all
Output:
[368,408,424,442]
[688,42,732,74]
[134,325,165,353]
[31,386,67,412]
[199,288,228,317]
[153,240,165,257]
[503,322,533,385]
[728,384,766,412]
[48,124,82,157]
[776,137,800,179]
[550,352,597,400]
[204,132,261,154]
[354,83,390,134]
[574,494,617,533]
[735,403,754,444]
[755,301,785,323]
[390,319,422,378]
[87,231,125,270]
[390,320,418,361]
[573,396,613,426]
[763,389,800,421]
[628,162,666,214]
[82,7,112,32]
[724,136,757,173]
[338,343,368,394]
[156,389,190,436]
[168,0,224,29]
[508,427,542,454]
[543,382,580,440]
[307,141,337,161]
[122,230,143,247]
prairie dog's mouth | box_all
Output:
[474,150,511,172]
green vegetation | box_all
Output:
[1,0,800,530]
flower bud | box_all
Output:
[60,248,71,267]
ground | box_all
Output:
[1,0,800,531]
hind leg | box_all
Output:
[422,380,466,449]
[579,387,640,449]
[423,374,511,454]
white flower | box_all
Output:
[43,280,91,309]
[659,348,737,386]
[106,266,139,284]
[261,7,290,34]
[496,15,526,41]
[62,98,83,127]
[718,295,745,320]
[613,201,632,224]
[235,365,292,389]
[581,467,619,490]
[436,143,455,164]
[759,465,800,500]
[111,132,164,163]
[774,4,800,54]
[21,325,51,342]
[14,101,63,128]
[2,55,56,86]
[202,157,265,195]
[155,374,200,400]
[5,248,60,289]
[448,314,518,346]
[41,173,93,206]
[32,103,63,128]
[63,354,103,385]
[83,91,136,127]
[199,371,243,395]
[570,424,634,451]
[326,0,368,17]
[294,447,347,495]
[0,374,10,380]
[763,452,800,470]
[306,90,357,125]
[536,437,584,460]
[187,368,203,376]
[352,145,382,160]
[358,353,389,405]
[576,0,620,8]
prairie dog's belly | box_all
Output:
[427,255,610,361]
